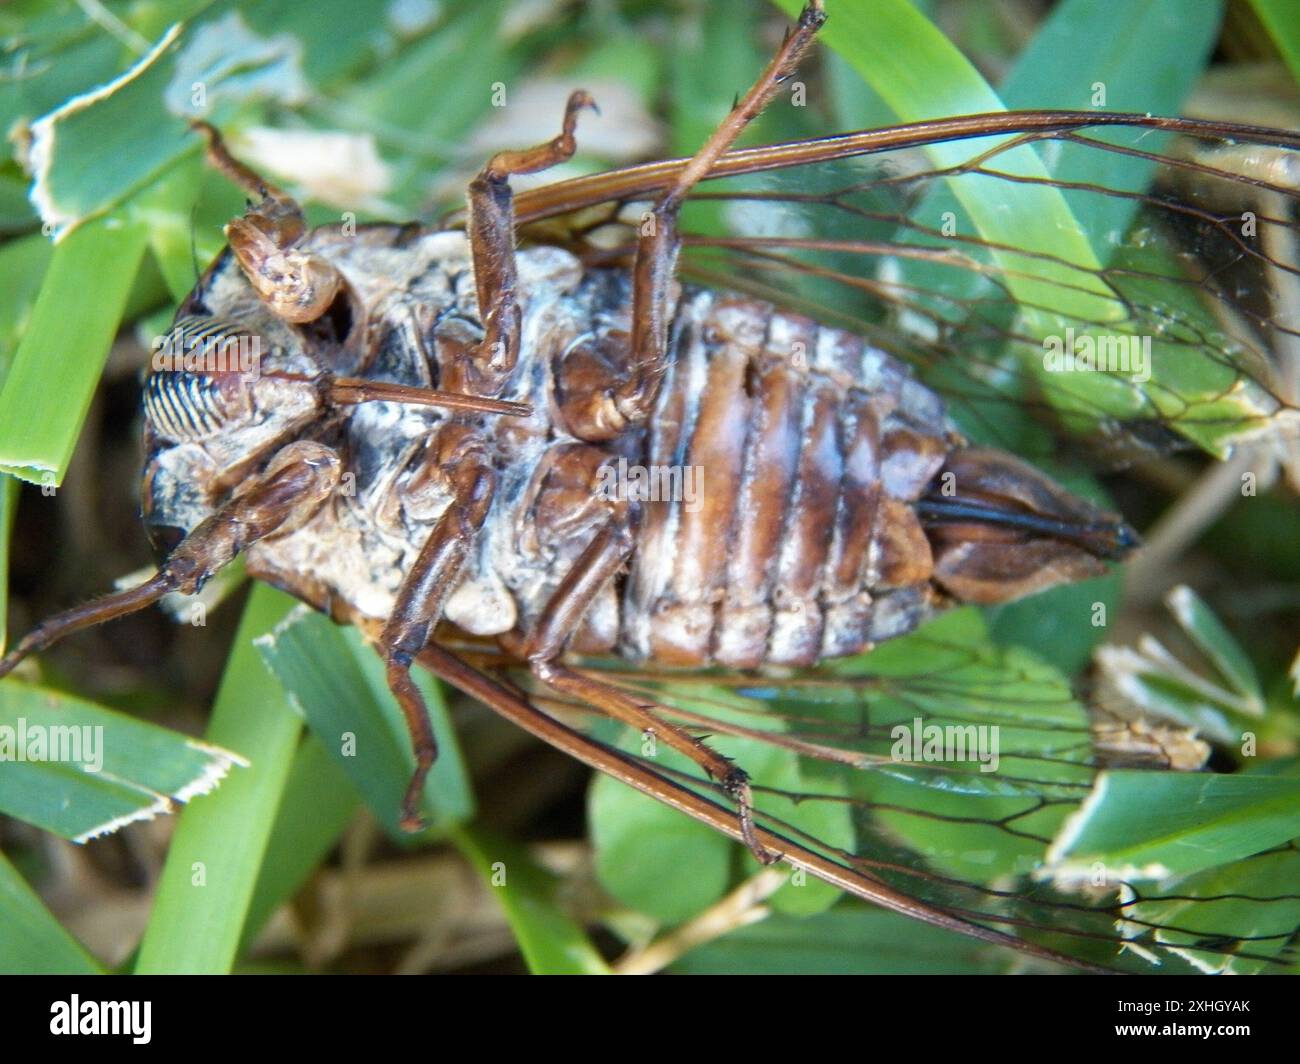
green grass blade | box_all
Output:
[999,0,1221,242]
[0,850,103,974]
[0,214,148,484]
[0,233,54,390]
[773,0,1111,323]
[1250,0,1300,85]
[256,609,474,840]
[1166,585,1265,712]
[451,824,610,975]
[0,475,14,652]
[1045,770,1300,881]
[1120,836,1300,974]
[134,584,302,974]
[241,735,361,949]
[0,678,247,842]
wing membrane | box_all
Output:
[511,111,1300,463]
[472,610,1299,974]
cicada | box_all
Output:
[3,0,1299,974]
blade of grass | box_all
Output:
[0,850,103,974]
[0,677,248,842]
[772,0,1112,324]
[256,610,474,840]
[0,214,148,484]
[0,475,14,652]
[1044,770,1300,881]
[240,735,361,949]
[450,823,610,975]
[255,607,609,969]
[775,0,1271,456]
[998,0,1222,246]
[134,584,302,974]
[0,233,54,390]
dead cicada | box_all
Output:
[3,0,1300,974]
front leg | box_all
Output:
[192,121,343,324]
[1,441,341,677]
[462,90,597,395]
[379,426,496,831]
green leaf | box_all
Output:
[1043,769,1300,882]
[1099,761,1300,974]
[27,12,314,240]
[589,685,854,924]
[255,609,474,840]
[0,850,102,974]
[26,24,188,237]
[834,609,1095,884]
[1250,0,1300,86]
[0,678,247,842]
[135,584,303,974]
[589,730,733,925]
[0,14,122,168]
[452,824,609,975]
[0,213,148,484]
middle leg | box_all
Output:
[378,426,496,831]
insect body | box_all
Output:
[146,226,1131,672]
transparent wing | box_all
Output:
[473,113,1300,972]
[513,112,1300,467]
[473,609,1298,974]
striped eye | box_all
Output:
[144,369,227,440]
[144,316,258,441]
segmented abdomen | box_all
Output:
[621,288,954,668]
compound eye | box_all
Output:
[145,522,187,563]
[145,316,258,441]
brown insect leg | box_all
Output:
[463,90,598,394]
[616,2,826,423]
[378,429,496,831]
[191,120,342,324]
[518,521,779,865]
[0,441,341,678]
